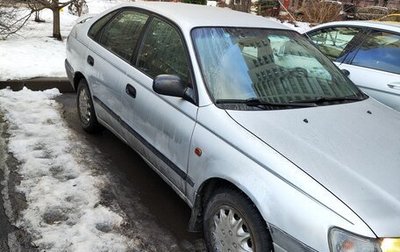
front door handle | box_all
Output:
[87,55,94,66]
[126,84,136,98]
[388,83,400,90]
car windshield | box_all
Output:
[191,27,365,109]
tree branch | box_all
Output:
[0,9,33,38]
[60,0,77,8]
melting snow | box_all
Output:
[0,88,132,251]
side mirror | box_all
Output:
[153,74,195,103]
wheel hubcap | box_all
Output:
[78,88,91,124]
[211,207,253,252]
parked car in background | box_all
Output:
[305,21,400,111]
[377,13,400,22]
[66,3,400,251]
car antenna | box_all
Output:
[274,0,312,39]
[275,0,299,26]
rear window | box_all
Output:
[88,10,118,40]
[98,10,149,61]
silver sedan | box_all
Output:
[65,3,400,251]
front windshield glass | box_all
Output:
[191,28,364,108]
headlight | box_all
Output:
[329,227,380,252]
[329,228,400,252]
[381,238,400,252]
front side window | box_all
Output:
[308,27,361,61]
[192,28,365,108]
[351,31,400,74]
[98,10,148,61]
[137,18,191,85]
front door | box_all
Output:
[337,30,400,111]
[121,17,198,193]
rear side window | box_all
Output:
[351,31,400,74]
[98,10,149,61]
[308,27,361,61]
[88,10,118,39]
[137,18,191,85]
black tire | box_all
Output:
[203,187,273,252]
[76,79,100,133]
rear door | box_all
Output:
[85,9,149,134]
[121,17,198,193]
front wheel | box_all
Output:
[203,188,273,252]
[77,79,100,133]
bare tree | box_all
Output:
[0,0,33,39]
[68,0,88,17]
[26,0,77,40]
[228,0,252,12]
[301,0,342,23]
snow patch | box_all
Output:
[0,88,132,251]
[0,0,128,81]
[263,16,311,33]
[0,38,67,81]
[282,21,312,33]
[0,117,15,223]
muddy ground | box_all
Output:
[0,93,205,251]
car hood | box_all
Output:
[227,99,400,237]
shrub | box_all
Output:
[254,0,280,17]
[297,0,342,23]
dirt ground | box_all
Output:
[0,93,206,251]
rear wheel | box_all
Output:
[203,187,273,252]
[77,79,100,133]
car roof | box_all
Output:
[304,20,400,34]
[111,2,290,32]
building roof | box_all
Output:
[112,2,290,32]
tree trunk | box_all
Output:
[34,11,44,22]
[383,0,388,6]
[35,11,40,21]
[52,8,62,40]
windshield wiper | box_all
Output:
[289,95,365,104]
[215,98,316,109]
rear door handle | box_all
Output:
[87,55,94,66]
[126,84,136,98]
[388,83,400,90]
